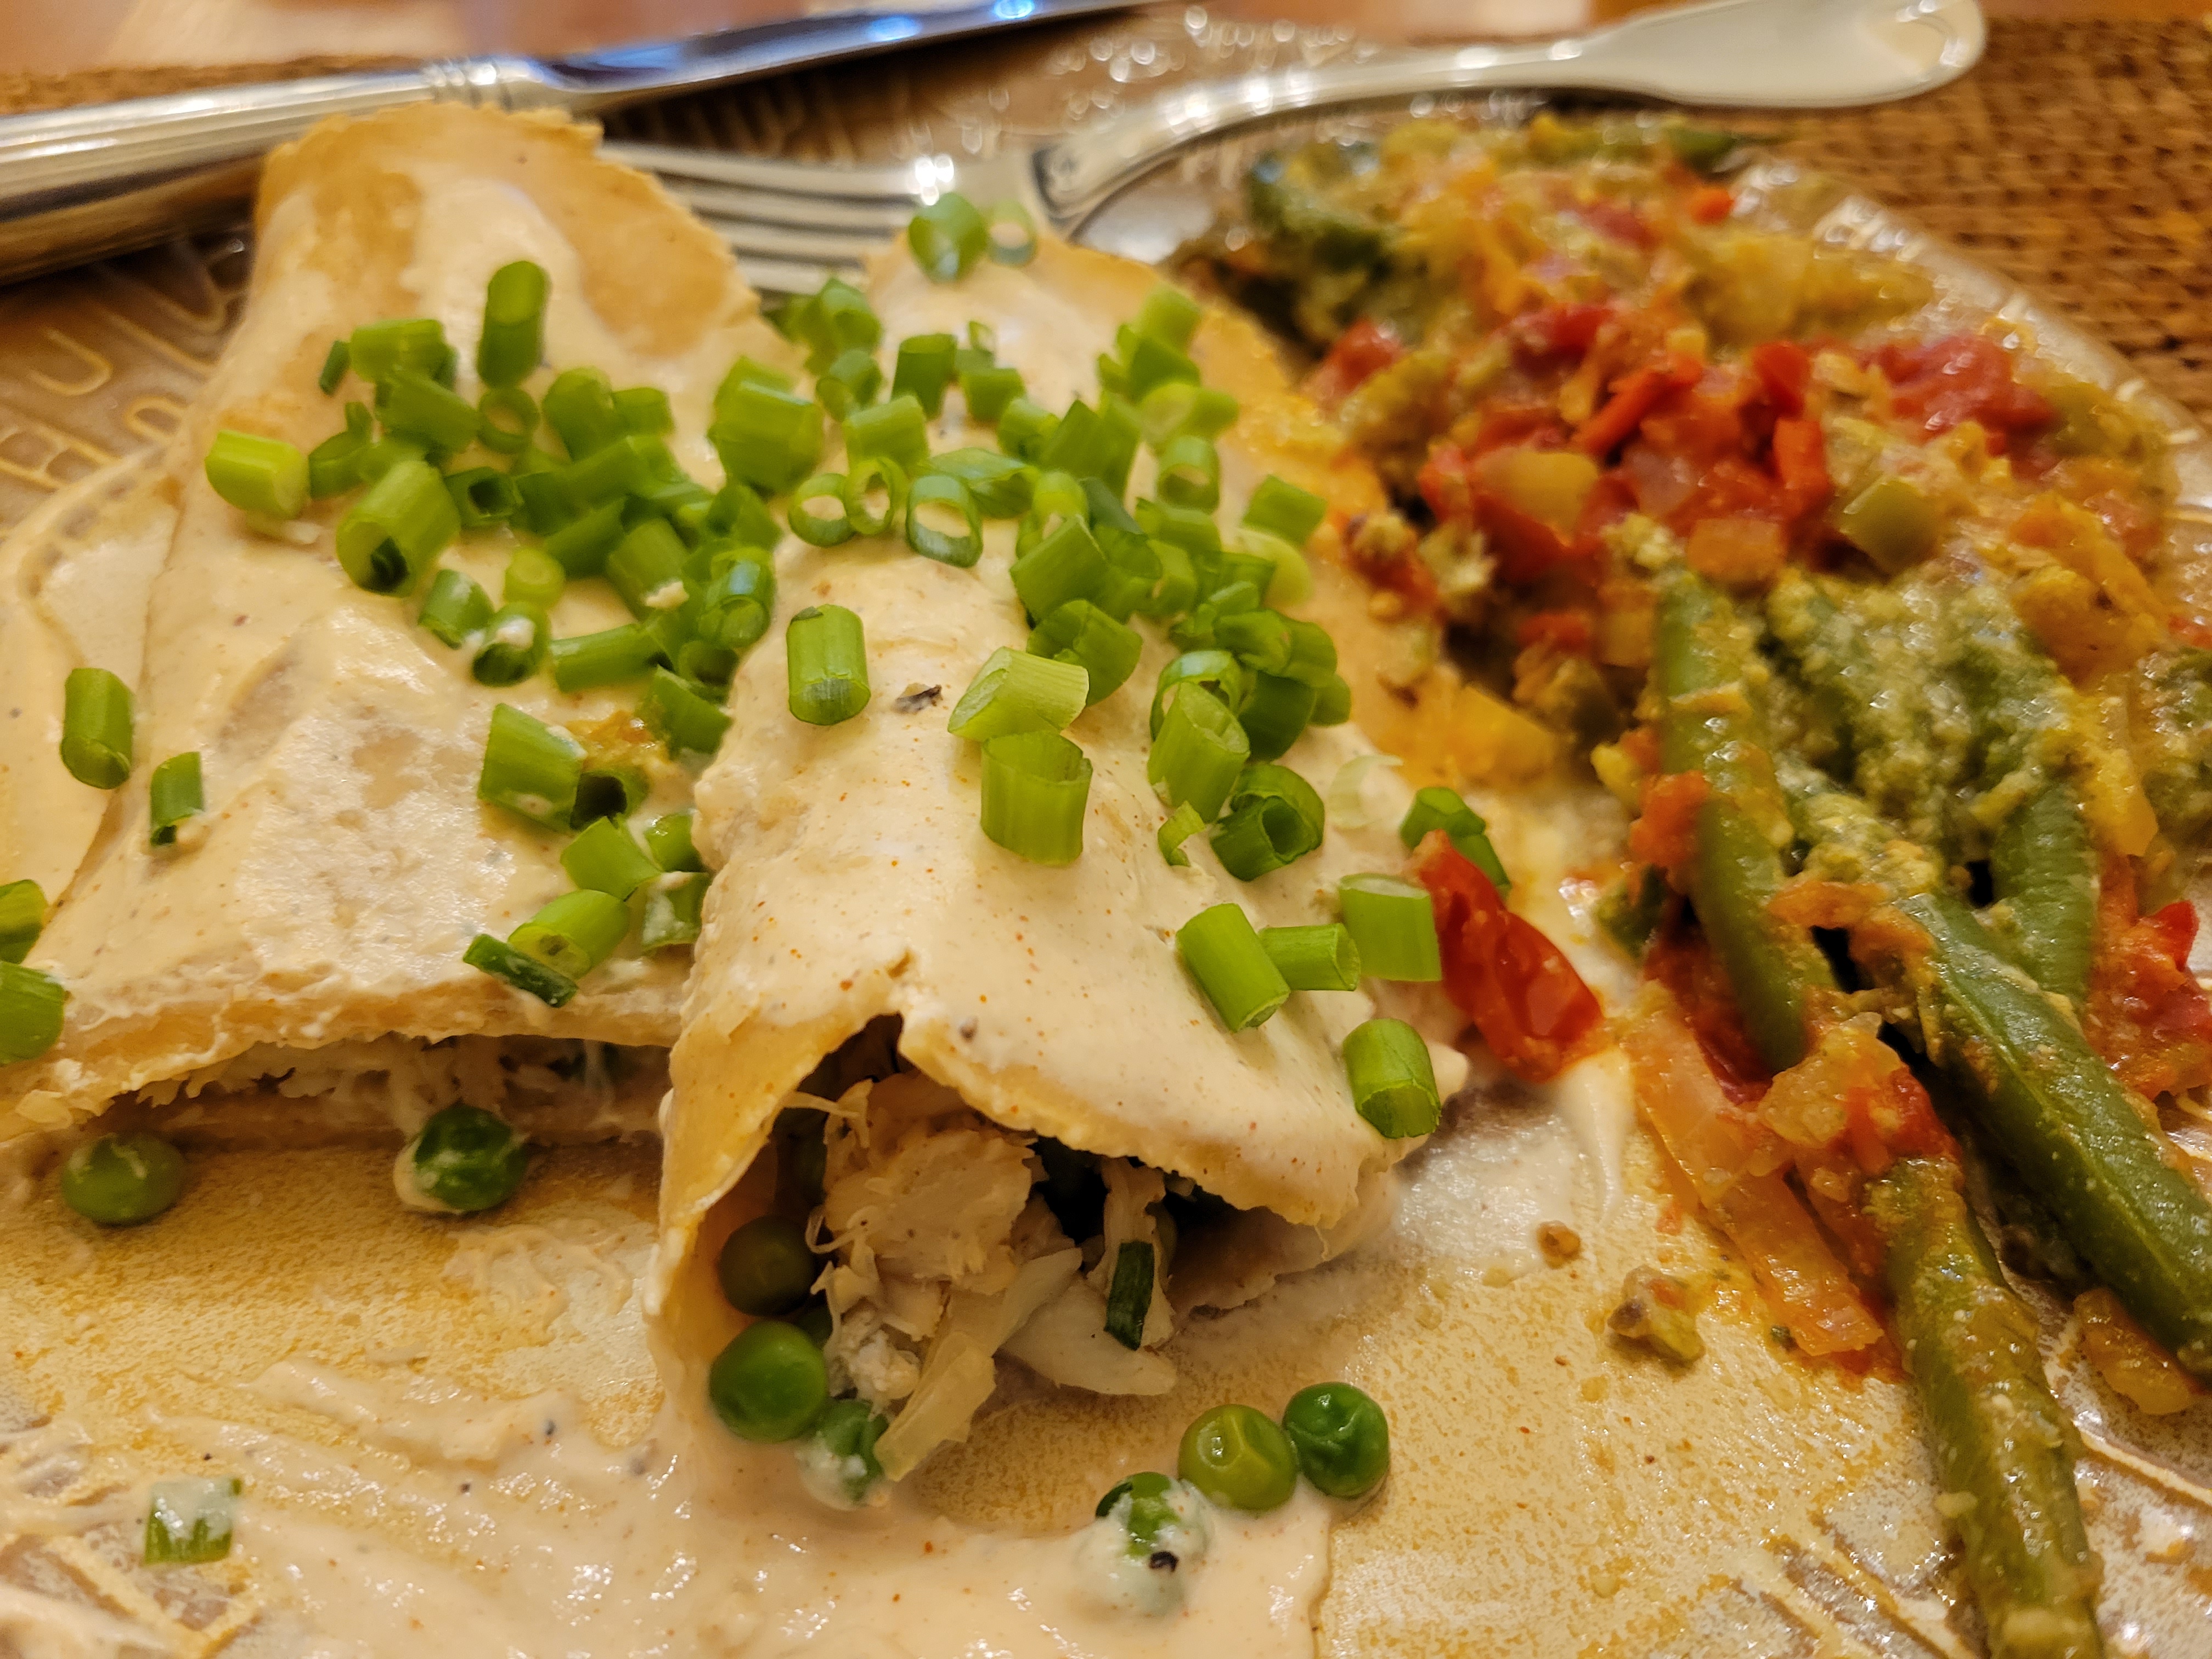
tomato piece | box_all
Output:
[1415,441,1476,523]
[1304,317,1404,406]
[1643,923,1769,1102]
[1575,353,1704,459]
[1685,185,1735,226]
[1511,301,1612,363]
[1516,608,1594,653]
[1413,834,1605,1082]
[1749,341,1811,416]
[2084,858,2212,1099]
[1769,415,1832,516]
[1627,771,1708,882]
[1471,400,1569,455]
[1478,491,1585,584]
[1874,334,2055,451]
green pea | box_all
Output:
[716,1214,817,1317]
[59,1134,184,1226]
[1280,1381,1390,1499]
[707,1319,828,1442]
[1177,1404,1297,1513]
[791,1295,834,1348]
[808,1397,887,1502]
[397,1104,528,1214]
[1096,1470,1186,1555]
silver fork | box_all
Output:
[610,0,1984,295]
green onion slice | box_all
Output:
[844,394,929,472]
[640,667,733,757]
[840,456,909,539]
[1156,434,1221,512]
[1244,473,1329,547]
[442,466,518,529]
[1398,785,1512,891]
[1176,903,1289,1031]
[477,259,549,387]
[543,365,620,459]
[464,931,578,1007]
[308,403,375,498]
[1210,762,1325,882]
[336,458,456,595]
[607,517,689,617]
[979,730,1092,866]
[477,703,584,829]
[144,1477,242,1566]
[646,810,704,873]
[1147,683,1249,825]
[418,568,492,649]
[1231,525,1313,606]
[1139,382,1240,451]
[1338,874,1442,983]
[348,318,447,386]
[905,472,982,568]
[697,552,777,651]
[1260,924,1360,992]
[908,192,989,283]
[0,879,45,964]
[1311,673,1353,726]
[997,396,1059,464]
[0,959,67,1064]
[891,333,958,417]
[947,646,1088,742]
[549,622,664,693]
[1028,600,1139,706]
[1010,517,1107,622]
[511,888,630,978]
[986,199,1039,266]
[1104,1239,1155,1350]
[1124,335,1200,403]
[499,546,564,612]
[786,605,871,726]
[574,758,648,826]
[1216,608,1295,675]
[1238,672,1317,763]
[1149,650,1246,740]
[1157,802,1205,868]
[379,366,480,452]
[922,449,1036,519]
[960,363,1025,422]
[60,667,133,790]
[788,472,855,548]
[1344,1017,1443,1138]
[204,429,308,520]
[471,603,550,687]
[614,385,674,437]
[544,499,627,579]
[562,816,661,899]
[475,385,537,455]
[318,339,349,395]
[148,752,204,849]
[1135,285,1201,349]
[642,872,709,951]
[816,347,883,420]
[707,478,782,548]
[709,382,823,495]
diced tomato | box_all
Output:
[1516,609,1594,653]
[1750,341,1812,416]
[2084,857,2212,1100]
[1471,402,1570,455]
[1575,352,1704,459]
[1304,317,1404,406]
[1769,416,1832,515]
[1573,198,1655,248]
[1477,492,1585,584]
[1416,441,1476,523]
[1642,923,1769,1103]
[1512,301,1612,363]
[1412,834,1606,1082]
[1627,771,1708,883]
[1686,185,1736,225]
[1873,334,2055,452]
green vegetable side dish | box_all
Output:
[708,1319,830,1443]
[60,1133,186,1226]
[1177,1403,1299,1513]
[394,1105,529,1215]
[1279,1381,1391,1500]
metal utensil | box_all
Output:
[615,0,1986,292]
[0,0,1131,284]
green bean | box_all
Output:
[1866,1160,2103,1659]
[1653,567,1837,1071]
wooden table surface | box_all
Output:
[3,0,2199,80]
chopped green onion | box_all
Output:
[1210,763,1325,882]
[1104,1239,1155,1350]
[475,259,548,388]
[537,499,620,579]
[439,466,515,530]
[1176,903,1289,1031]
[418,568,492,648]
[786,605,870,726]
[891,333,958,416]
[1398,785,1511,891]
[780,276,882,372]
[1238,672,1317,763]
[549,622,664,692]
[1282,619,1339,688]
[1260,924,1360,991]
[378,367,481,452]
[1134,285,1203,351]
[642,872,708,950]
[947,646,1087,742]
[908,193,989,283]
[464,932,577,1007]
[843,394,929,472]
[1044,396,1142,495]
[1156,434,1221,511]
[1216,608,1295,675]
[710,383,823,495]
[1010,518,1106,622]
[1028,600,1139,706]
[308,402,375,497]
[496,547,562,612]
[1158,802,1204,867]
[1147,684,1248,824]
[1137,498,1222,558]
[511,888,630,977]
[717,358,798,416]
[433,343,460,388]
[1139,382,1240,450]
[204,429,308,520]
[607,518,689,617]
[562,816,661,899]
[558,432,672,507]
[905,472,981,567]
[960,363,1025,422]
[1019,470,1089,548]
[640,667,732,757]
[60,667,132,789]
[1312,673,1353,726]
[144,1477,242,1566]
[1344,1017,1442,1138]
[573,757,647,826]
[477,703,583,829]
[475,386,537,455]
[788,472,855,548]
[1124,335,1200,403]
[0,958,66,1061]
[1149,650,1246,740]
[356,433,430,484]
[1231,525,1313,605]
[544,366,621,459]
[1140,539,1198,619]
[513,462,575,535]
[1244,474,1328,546]
[840,456,908,539]
[614,385,673,437]
[1096,349,1128,402]
[336,458,456,594]
[706,478,782,547]
[697,552,777,651]
[646,810,704,873]
[986,199,1039,266]
[922,449,1035,519]
[979,730,1091,865]
[348,318,447,386]
[318,339,349,394]
[1092,533,1163,623]
[471,602,550,686]
[0,879,44,965]
[997,396,1058,463]
[1338,874,1442,982]
[816,346,883,419]
[148,752,204,848]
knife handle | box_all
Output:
[0,59,568,284]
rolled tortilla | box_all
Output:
[0,106,796,1140]
[653,239,1463,1480]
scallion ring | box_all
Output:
[946,646,1087,742]
[60,667,133,790]
[979,730,1092,866]
[905,472,982,568]
[477,259,549,388]
[1156,434,1221,512]
[1176,903,1289,1032]
[986,199,1039,266]
[907,192,989,283]
[510,888,631,979]
[1344,1017,1442,1138]
[148,752,205,849]
[476,385,539,455]
[1209,762,1325,883]
[785,606,870,727]
[1146,684,1248,825]
[840,457,909,539]
[788,472,856,548]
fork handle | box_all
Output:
[0,60,568,283]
